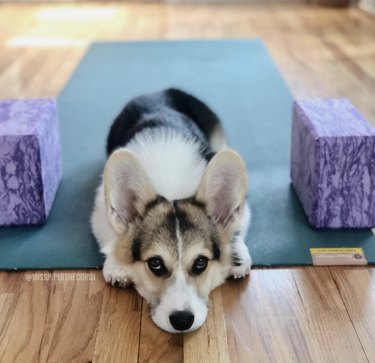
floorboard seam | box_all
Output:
[38,271,53,363]
[328,267,370,363]
[137,298,144,363]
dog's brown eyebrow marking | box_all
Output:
[173,200,222,261]
[134,196,221,264]
[183,197,206,211]
[144,195,168,213]
[164,210,177,234]
[172,202,195,233]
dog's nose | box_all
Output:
[169,310,194,331]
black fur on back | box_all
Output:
[106,88,222,161]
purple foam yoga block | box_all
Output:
[291,99,375,229]
[0,99,62,225]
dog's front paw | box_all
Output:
[103,258,132,288]
[229,240,252,279]
[230,261,251,279]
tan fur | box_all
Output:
[110,196,234,305]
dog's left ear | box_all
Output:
[196,149,247,229]
[104,149,156,234]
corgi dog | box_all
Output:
[91,88,251,333]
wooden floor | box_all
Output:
[0,2,375,362]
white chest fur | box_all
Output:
[126,129,208,201]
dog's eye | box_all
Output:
[147,257,166,277]
[192,256,208,275]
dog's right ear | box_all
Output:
[196,149,247,231]
[103,149,156,234]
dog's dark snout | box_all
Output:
[169,310,194,331]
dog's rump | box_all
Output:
[106,88,225,157]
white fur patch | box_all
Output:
[151,268,207,333]
[126,128,207,201]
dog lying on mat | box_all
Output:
[91,88,251,333]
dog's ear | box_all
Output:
[196,149,247,229]
[104,149,156,233]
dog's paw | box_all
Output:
[229,241,252,279]
[103,258,132,288]
[230,261,251,279]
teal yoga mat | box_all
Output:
[1,40,374,269]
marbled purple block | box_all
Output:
[291,99,375,229]
[0,99,62,225]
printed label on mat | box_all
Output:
[310,248,367,266]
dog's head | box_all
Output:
[103,148,247,332]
